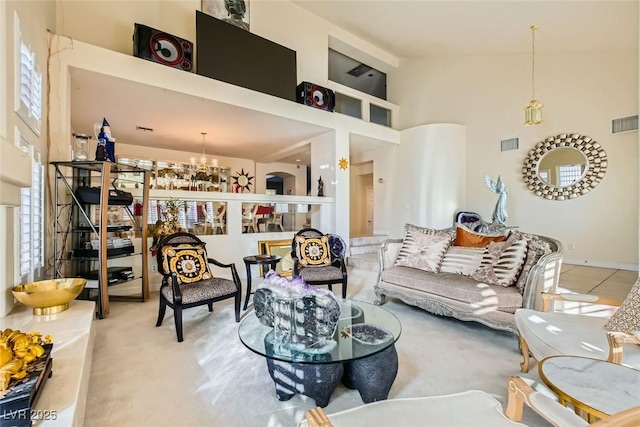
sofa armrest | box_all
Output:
[521,249,564,311]
[378,238,403,271]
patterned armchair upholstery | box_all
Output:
[155,232,241,342]
[291,228,348,298]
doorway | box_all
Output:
[349,169,374,237]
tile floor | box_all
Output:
[556,264,638,317]
[559,264,637,300]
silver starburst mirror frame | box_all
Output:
[522,133,607,200]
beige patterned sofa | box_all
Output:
[374,225,563,334]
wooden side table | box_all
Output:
[243,255,281,310]
[539,355,640,422]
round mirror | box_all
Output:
[538,147,588,187]
[522,133,607,201]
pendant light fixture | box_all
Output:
[198,132,209,172]
[524,25,543,126]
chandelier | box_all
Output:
[524,25,543,126]
[194,132,219,173]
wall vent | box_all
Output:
[500,138,519,152]
[611,115,638,134]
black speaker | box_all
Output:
[133,23,193,72]
[296,82,335,112]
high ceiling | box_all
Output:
[293,0,638,58]
[70,1,638,166]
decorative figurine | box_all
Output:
[317,176,324,197]
[484,174,508,225]
[94,118,116,162]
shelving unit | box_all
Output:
[51,161,150,318]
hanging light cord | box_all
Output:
[530,25,538,100]
[201,132,207,163]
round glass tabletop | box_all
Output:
[238,299,401,364]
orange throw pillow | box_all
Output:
[454,225,508,247]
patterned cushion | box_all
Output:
[394,224,453,273]
[295,235,332,267]
[471,234,528,287]
[454,225,508,248]
[299,265,344,282]
[440,246,486,275]
[604,278,640,333]
[161,244,213,284]
[510,231,553,291]
[163,277,237,304]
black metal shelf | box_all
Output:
[51,161,150,319]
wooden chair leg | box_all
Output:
[342,281,347,298]
[174,306,184,342]
[328,284,333,292]
[208,302,213,312]
[519,335,531,373]
[156,296,167,327]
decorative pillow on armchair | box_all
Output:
[394,224,453,272]
[161,243,213,284]
[295,235,332,267]
[471,234,528,287]
[604,278,640,333]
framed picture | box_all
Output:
[202,0,250,31]
[258,239,293,277]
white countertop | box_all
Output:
[0,301,96,427]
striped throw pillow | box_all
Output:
[471,235,528,287]
[440,246,486,276]
[394,224,453,272]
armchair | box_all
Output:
[515,284,640,373]
[300,377,640,427]
[242,203,259,233]
[291,228,348,298]
[155,232,241,342]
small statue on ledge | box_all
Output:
[317,176,324,197]
[485,174,508,226]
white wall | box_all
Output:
[386,124,466,238]
[0,1,56,316]
[393,52,638,268]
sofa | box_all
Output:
[374,224,564,334]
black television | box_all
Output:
[195,10,297,102]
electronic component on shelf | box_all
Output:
[81,267,135,286]
[74,187,134,205]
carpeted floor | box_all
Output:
[85,268,550,426]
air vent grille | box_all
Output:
[500,138,519,152]
[347,63,373,77]
[612,115,638,134]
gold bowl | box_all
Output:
[12,278,87,315]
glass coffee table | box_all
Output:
[238,299,402,407]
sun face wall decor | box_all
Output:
[339,158,348,170]
[232,168,254,193]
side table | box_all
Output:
[539,355,640,422]
[243,255,281,310]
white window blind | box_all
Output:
[14,12,42,134]
[559,164,582,187]
[19,147,44,281]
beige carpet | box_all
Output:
[85,268,550,426]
